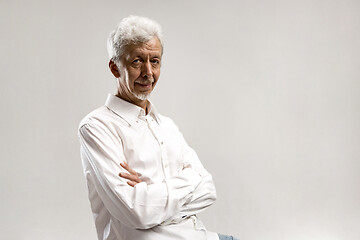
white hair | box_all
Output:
[107,15,163,62]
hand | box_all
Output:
[119,162,142,187]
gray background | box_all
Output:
[1,0,359,239]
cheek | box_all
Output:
[154,69,161,80]
[127,69,141,85]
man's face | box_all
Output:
[116,37,162,102]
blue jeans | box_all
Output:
[218,233,239,240]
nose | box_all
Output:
[141,61,153,79]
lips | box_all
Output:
[136,82,152,86]
[135,78,154,87]
[135,79,153,85]
[135,82,152,91]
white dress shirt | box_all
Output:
[78,94,218,240]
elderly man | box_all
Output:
[78,16,237,240]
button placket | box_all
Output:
[146,118,169,178]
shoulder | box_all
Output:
[79,106,107,129]
[78,106,128,135]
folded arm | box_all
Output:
[118,120,217,224]
[176,127,217,218]
[79,122,202,229]
[120,158,216,222]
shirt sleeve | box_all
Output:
[161,119,217,224]
[179,143,217,217]
[78,121,202,230]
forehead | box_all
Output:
[124,37,162,59]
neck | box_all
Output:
[116,91,149,113]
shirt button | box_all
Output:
[161,141,164,145]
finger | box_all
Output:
[119,172,141,183]
[122,163,142,176]
[120,162,137,175]
[120,162,138,176]
[127,181,137,187]
[119,172,136,181]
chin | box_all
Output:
[134,92,151,101]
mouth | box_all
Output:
[135,82,153,91]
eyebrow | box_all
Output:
[132,54,161,59]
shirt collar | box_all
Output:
[105,94,160,126]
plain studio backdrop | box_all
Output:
[1,0,359,239]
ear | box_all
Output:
[109,60,120,78]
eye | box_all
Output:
[151,59,160,65]
[131,59,142,68]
